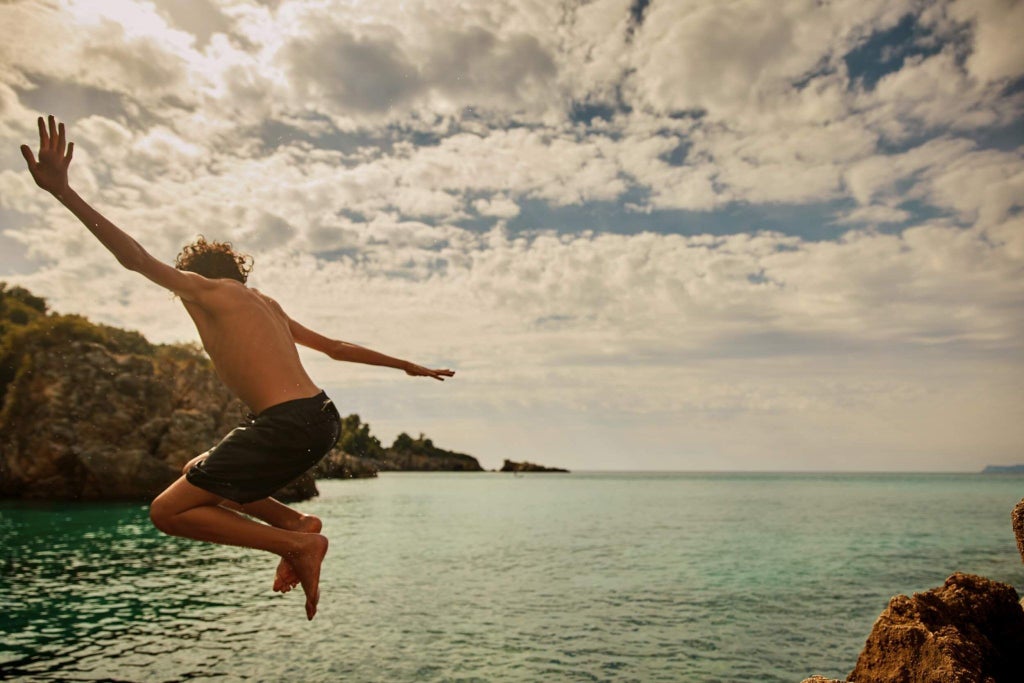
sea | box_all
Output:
[2,471,1023,683]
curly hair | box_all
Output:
[174,236,253,283]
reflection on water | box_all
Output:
[2,473,1023,682]
[0,501,272,680]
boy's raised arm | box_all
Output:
[20,115,208,302]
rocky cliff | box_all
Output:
[0,284,479,501]
[848,572,1024,682]
[0,291,293,499]
[0,285,339,501]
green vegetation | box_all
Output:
[388,431,482,470]
[0,283,163,423]
[392,432,437,453]
[337,414,387,460]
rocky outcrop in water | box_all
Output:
[802,500,1024,683]
[364,432,483,471]
[500,459,569,473]
[847,572,1024,682]
[311,415,482,472]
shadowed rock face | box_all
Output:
[0,339,250,500]
[0,335,365,502]
[848,572,1024,682]
[1,286,486,501]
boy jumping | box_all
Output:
[20,115,454,620]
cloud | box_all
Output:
[624,0,911,118]
[279,8,558,123]
[1,0,1021,470]
[473,194,520,218]
[932,0,1024,83]
[835,204,912,225]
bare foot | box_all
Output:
[284,533,329,620]
[274,515,321,593]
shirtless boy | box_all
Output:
[21,115,454,620]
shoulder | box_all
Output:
[250,287,283,310]
[184,277,255,309]
[249,288,293,323]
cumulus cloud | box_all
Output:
[1,0,1022,470]
[276,3,559,125]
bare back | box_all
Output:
[182,280,319,414]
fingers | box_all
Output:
[48,115,58,150]
[57,121,66,155]
[65,141,74,165]
[19,144,37,170]
[407,365,455,380]
[37,116,47,149]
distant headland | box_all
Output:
[981,464,1024,474]
[500,459,569,473]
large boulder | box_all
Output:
[848,572,1024,682]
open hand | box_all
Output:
[404,363,455,381]
[21,115,74,196]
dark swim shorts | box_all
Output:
[185,391,341,504]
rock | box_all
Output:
[800,677,843,683]
[848,572,1024,682]
[275,471,318,503]
[0,337,247,500]
[0,285,470,501]
[1012,498,1024,565]
[500,459,569,473]
[314,449,379,479]
[363,432,483,471]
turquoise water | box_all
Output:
[2,472,1023,682]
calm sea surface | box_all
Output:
[2,471,1023,682]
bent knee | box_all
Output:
[148,498,177,534]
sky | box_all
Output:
[0,0,1022,472]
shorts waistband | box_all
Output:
[254,391,335,419]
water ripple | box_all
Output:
[2,473,1024,682]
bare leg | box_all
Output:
[221,497,312,530]
[220,498,322,592]
[150,476,328,620]
[221,499,321,592]
[183,458,320,590]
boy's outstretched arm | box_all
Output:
[284,310,455,382]
[20,115,207,301]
